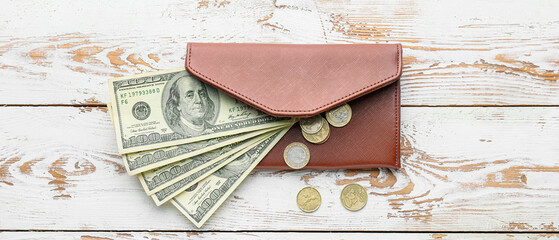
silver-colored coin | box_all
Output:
[326,103,352,128]
[299,115,324,134]
[283,142,310,169]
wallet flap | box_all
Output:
[186,43,402,117]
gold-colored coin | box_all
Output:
[317,130,330,144]
[302,118,330,144]
[297,187,321,213]
[283,142,310,169]
[326,103,352,128]
[299,115,324,134]
[340,184,367,211]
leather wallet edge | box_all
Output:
[185,43,403,118]
[395,79,401,168]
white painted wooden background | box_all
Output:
[1,0,558,239]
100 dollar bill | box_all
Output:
[138,126,281,195]
[123,127,282,175]
[171,127,289,228]
[108,103,288,175]
[108,68,291,154]
[150,129,279,206]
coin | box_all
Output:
[340,184,367,211]
[299,115,324,134]
[317,129,330,144]
[326,103,352,128]
[297,187,321,213]
[284,142,310,169]
[302,118,330,144]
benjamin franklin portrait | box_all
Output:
[162,72,219,137]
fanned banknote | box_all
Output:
[171,127,290,228]
[150,130,278,206]
[108,103,288,175]
[122,127,282,175]
[138,128,279,195]
[107,68,294,229]
[108,68,291,154]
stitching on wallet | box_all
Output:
[187,44,402,113]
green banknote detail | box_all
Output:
[138,127,279,195]
[108,68,291,154]
[123,126,284,175]
[150,130,276,205]
[171,126,290,228]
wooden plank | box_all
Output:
[1,107,558,231]
[0,0,558,105]
[1,232,559,240]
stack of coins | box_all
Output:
[284,103,353,170]
[299,103,352,145]
[301,116,330,144]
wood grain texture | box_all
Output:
[1,232,559,240]
[2,0,559,234]
[0,0,558,105]
[0,107,558,231]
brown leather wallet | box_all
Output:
[185,43,402,169]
